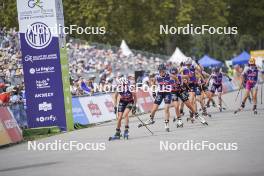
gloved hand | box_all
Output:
[229,78,232,82]
[152,92,157,98]
[132,105,137,115]
[114,106,117,114]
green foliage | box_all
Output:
[1,0,264,60]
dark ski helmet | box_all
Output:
[170,67,178,74]
[158,64,166,71]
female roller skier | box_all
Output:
[169,67,208,127]
[180,58,210,120]
[140,64,172,132]
[140,64,208,132]
[109,77,137,140]
[234,57,259,114]
[206,67,232,112]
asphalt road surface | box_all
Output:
[1,89,264,176]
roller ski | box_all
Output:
[196,113,208,125]
[234,102,245,114]
[138,117,155,128]
[109,129,122,141]
[123,128,129,140]
[164,120,170,132]
[176,118,183,128]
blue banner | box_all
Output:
[20,34,67,130]
[72,98,89,125]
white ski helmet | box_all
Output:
[185,57,193,65]
[118,77,129,85]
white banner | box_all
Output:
[78,94,116,124]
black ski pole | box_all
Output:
[261,83,263,104]
[235,87,241,102]
[135,115,154,135]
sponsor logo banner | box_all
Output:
[17,0,72,130]
[78,94,116,124]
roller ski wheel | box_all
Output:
[197,115,208,126]
[202,113,212,118]
[234,108,242,114]
[176,119,183,128]
[108,135,121,141]
[202,121,208,126]
[165,127,170,132]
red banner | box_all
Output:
[0,107,23,144]
[136,89,154,113]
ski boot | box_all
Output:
[195,113,208,125]
[164,120,170,132]
[202,107,212,117]
[212,101,217,107]
[234,102,245,114]
[138,115,155,128]
[253,105,257,115]
[176,118,183,128]
[187,111,195,123]
[218,104,222,112]
[123,126,129,140]
[206,101,210,108]
[109,128,121,141]
[249,96,252,104]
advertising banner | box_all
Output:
[17,0,73,131]
[72,97,89,125]
[78,94,116,124]
[0,107,23,143]
[136,89,154,113]
[0,121,12,146]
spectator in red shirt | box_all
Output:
[0,86,14,104]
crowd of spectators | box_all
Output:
[0,27,165,99]
[67,41,164,96]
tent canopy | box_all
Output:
[120,40,133,56]
[198,55,223,68]
[168,47,189,64]
[231,51,250,65]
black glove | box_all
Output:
[229,78,232,82]
[152,92,156,98]
[132,105,137,115]
[114,106,117,114]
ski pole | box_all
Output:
[235,87,241,102]
[221,98,229,110]
[135,115,154,135]
[261,83,263,104]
